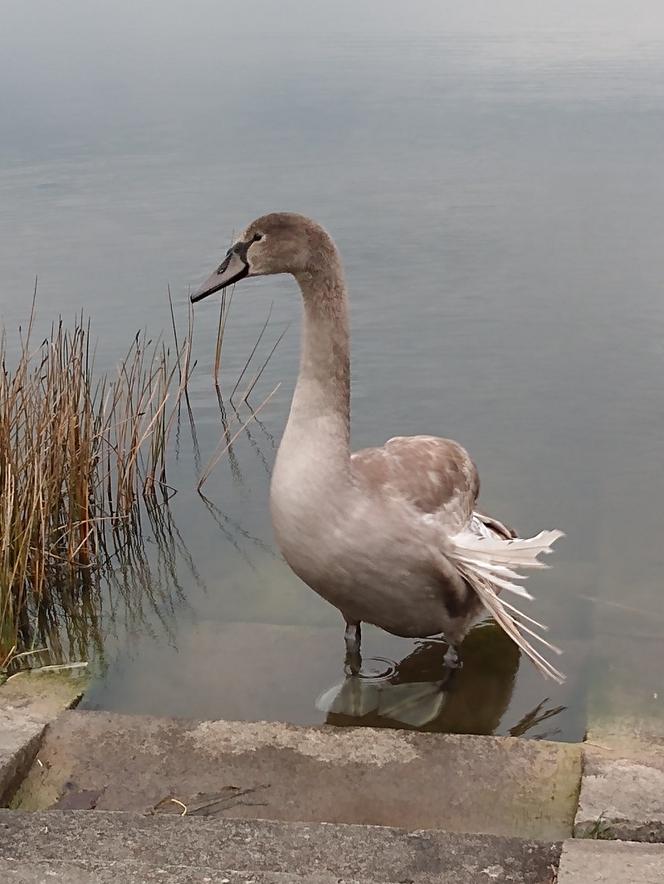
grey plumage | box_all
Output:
[192,212,564,682]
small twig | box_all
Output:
[152,796,188,816]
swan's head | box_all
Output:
[191,212,335,303]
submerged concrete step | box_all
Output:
[0,810,561,884]
[13,710,580,840]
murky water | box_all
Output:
[2,2,664,740]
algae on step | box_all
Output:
[0,667,88,806]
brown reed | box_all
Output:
[0,298,191,666]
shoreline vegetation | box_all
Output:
[0,287,282,677]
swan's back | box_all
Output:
[351,435,479,533]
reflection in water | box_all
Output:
[98,500,202,650]
[508,698,567,742]
[9,496,202,678]
[11,361,287,681]
[320,623,566,737]
[198,493,277,573]
[5,305,287,679]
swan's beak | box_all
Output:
[190,249,249,303]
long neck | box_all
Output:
[281,260,351,480]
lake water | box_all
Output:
[2,1,664,740]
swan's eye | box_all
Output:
[252,233,264,243]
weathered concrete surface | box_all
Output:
[13,709,580,839]
[3,865,396,884]
[575,719,664,841]
[0,668,88,806]
[0,810,561,883]
[1,863,368,883]
[557,839,664,883]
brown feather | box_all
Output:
[351,435,479,533]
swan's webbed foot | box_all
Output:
[344,620,362,676]
[443,643,463,670]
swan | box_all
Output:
[191,213,564,683]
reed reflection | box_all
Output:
[4,494,205,680]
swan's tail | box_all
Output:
[448,527,565,683]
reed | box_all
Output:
[0,285,288,674]
[0,299,191,668]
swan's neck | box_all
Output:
[278,263,351,485]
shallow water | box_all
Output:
[2,1,664,739]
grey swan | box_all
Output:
[191,213,564,683]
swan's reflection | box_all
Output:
[318,622,560,735]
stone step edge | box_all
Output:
[54,706,578,751]
[14,709,581,841]
[1,858,364,884]
[0,669,87,805]
[0,810,561,884]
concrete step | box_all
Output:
[574,718,664,842]
[0,809,561,883]
[12,710,581,840]
[0,862,370,884]
[557,839,664,884]
[0,668,88,804]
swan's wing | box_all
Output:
[447,528,565,683]
[352,436,565,682]
[351,435,479,531]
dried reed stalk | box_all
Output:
[1,284,289,668]
[0,300,189,663]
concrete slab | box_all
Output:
[1,862,363,883]
[0,667,88,805]
[0,810,562,883]
[557,839,664,883]
[12,709,580,840]
[575,720,664,841]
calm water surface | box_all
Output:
[2,1,664,740]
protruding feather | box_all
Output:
[449,528,565,683]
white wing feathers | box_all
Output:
[449,529,565,683]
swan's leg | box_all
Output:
[344,620,362,675]
[443,642,463,670]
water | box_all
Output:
[2,1,664,740]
